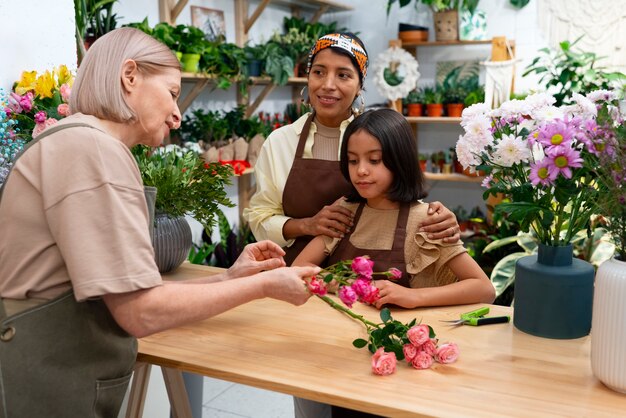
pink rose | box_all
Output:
[34,111,47,124]
[338,285,358,308]
[420,339,438,356]
[407,324,430,347]
[352,278,379,304]
[435,342,459,364]
[360,286,379,305]
[19,92,34,112]
[388,268,402,280]
[57,103,70,117]
[371,348,397,376]
[403,343,418,363]
[60,83,72,103]
[32,118,58,139]
[7,93,23,114]
[411,350,434,370]
[351,256,373,279]
[307,277,327,296]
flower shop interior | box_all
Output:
[1,0,626,417]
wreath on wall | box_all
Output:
[372,47,420,101]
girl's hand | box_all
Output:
[227,240,286,279]
[419,201,461,243]
[372,280,417,309]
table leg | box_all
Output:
[125,361,152,418]
[162,366,194,418]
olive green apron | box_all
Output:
[0,123,137,418]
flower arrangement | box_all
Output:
[132,145,235,231]
[0,90,21,187]
[456,91,621,246]
[593,103,626,259]
[5,65,74,144]
[308,256,459,375]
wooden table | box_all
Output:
[126,264,626,418]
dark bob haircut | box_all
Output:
[340,108,426,203]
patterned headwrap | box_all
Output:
[306,33,369,80]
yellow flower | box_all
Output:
[34,70,55,99]
[55,65,73,86]
[14,71,38,95]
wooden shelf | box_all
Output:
[406,116,461,124]
[401,39,492,47]
[424,173,484,183]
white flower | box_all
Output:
[456,135,481,170]
[586,90,616,103]
[462,115,491,137]
[566,93,598,119]
[531,105,564,122]
[524,92,556,111]
[461,103,490,120]
[492,134,531,167]
[492,99,532,118]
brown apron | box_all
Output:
[282,114,353,265]
[0,123,137,418]
[326,202,411,287]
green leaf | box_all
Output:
[352,338,368,348]
[380,308,392,323]
[490,252,528,297]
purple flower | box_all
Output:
[351,256,374,279]
[546,145,584,179]
[529,159,557,186]
[536,119,575,148]
[338,285,358,308]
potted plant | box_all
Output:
[423,85,444,117]
[243,43,265,77]
[404,88,424,116]
[418,152,428,172]
[178,24,206,73]
[590,99,626,394]
[456,91,617,339]
[443,86,465,117]
[132,145,234,272]
[271,27,312,77]
[262,41,295,86]
[74,0,119,62]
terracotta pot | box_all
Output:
[406,104,423,116]
[454,161,464,174]
[419,160,427,172]
[426,104,444,117]
[399,29,429,43]
[463,167,480,177]
[446,103,464,117]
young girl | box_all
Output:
[293,108,495,309]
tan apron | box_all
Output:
[326,202,411,287]
[0,123,137,418]
[282,114,353,265]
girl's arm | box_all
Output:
[292,235,328,267]
[373,253,495,309]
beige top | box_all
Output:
[0,113,162,302]
[323,201,467,288]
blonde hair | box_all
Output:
[70,27,181,123]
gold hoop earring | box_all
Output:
[352,94,365,115]
[300,86,309,104]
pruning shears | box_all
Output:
[440,307,510,327]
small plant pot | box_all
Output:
[246,59,263,77]
[419,160,427,172]
[454,160,464,174]
[406,104,423,116]
[434,10,459,41]
[442,163,453,174]
[181,53,201,73]
[446,103,464,117]
[426,103,444,117]
[399,24,429,43]
[175,51,183,63]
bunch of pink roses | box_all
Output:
[310,256,459,376]
[307,256,401,307]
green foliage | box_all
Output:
[179,107,266,145]
[404,88,424,104]
[386,0,480,15]
[523,36,626,106]
[262,42,295,86]
[422,85,444,104]
[352,308,419,360]
[133,146,234,232]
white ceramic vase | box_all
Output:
[591,257,626,393]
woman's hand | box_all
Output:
[301,198,354,238]
[372,280,417,309]
[226,240,286,279]
[260,266,321,306]
[419,201,461,243]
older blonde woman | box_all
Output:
[0,27,317,418]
